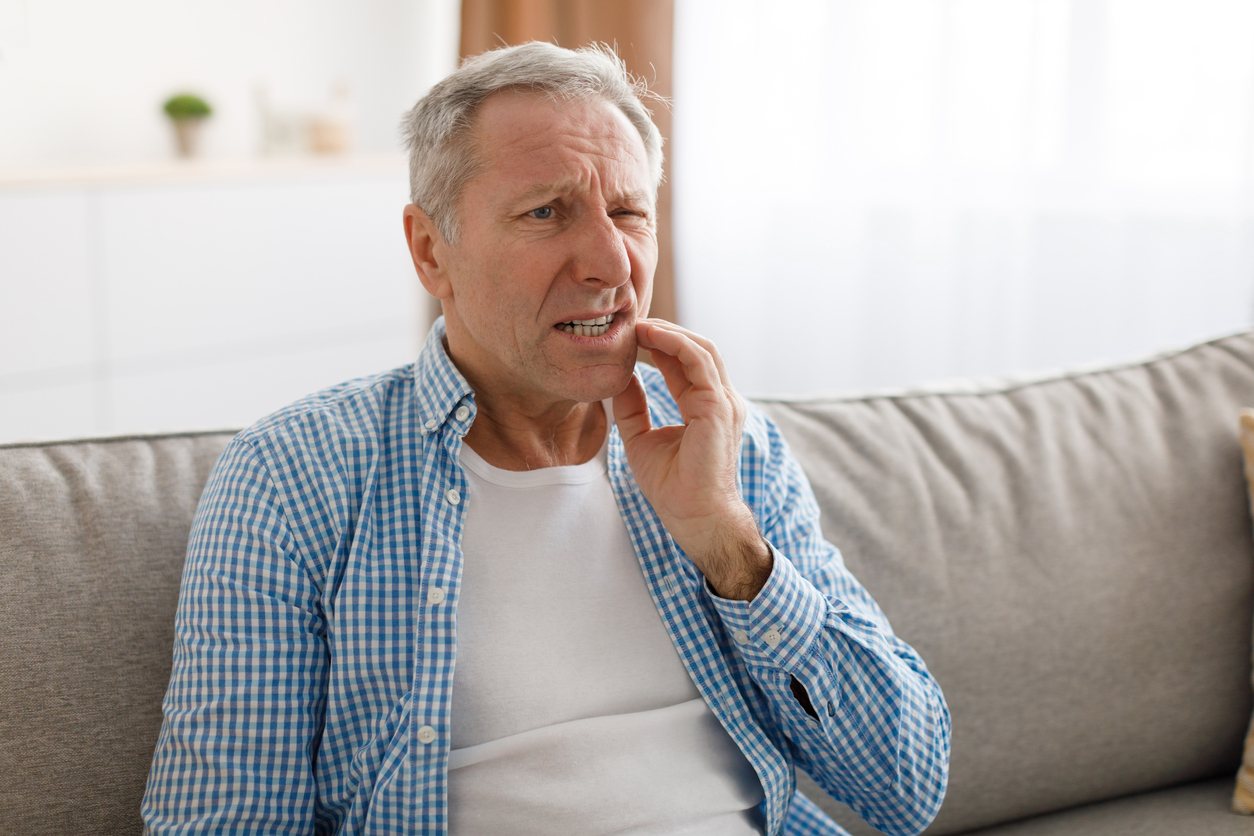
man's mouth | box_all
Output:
[556,313,615,337]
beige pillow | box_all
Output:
[1233,409,1254,813]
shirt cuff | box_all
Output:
[706,543,837,673]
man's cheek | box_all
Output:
[635,283,654,321]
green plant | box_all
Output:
[162,93,212,121]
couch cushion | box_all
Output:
[757,331,1254,835]
[0,431,235,836]
[962,777,1247,836]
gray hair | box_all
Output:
[399,41,664,243]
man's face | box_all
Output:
[433,91,657,408]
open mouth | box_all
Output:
[556,313,615,338]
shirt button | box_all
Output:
[733,629,750,646]
[445,489,461,506]
[454,405,470,421]
[424,418,438,430]
[764,629,782,648]
[417,725,437,745]
[428,587,446,604]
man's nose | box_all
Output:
[571,213,631,288]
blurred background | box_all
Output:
[2,0,1252,442]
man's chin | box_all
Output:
[563,356,637,405]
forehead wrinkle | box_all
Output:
[492,137,642,186]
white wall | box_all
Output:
[0,0,460,168]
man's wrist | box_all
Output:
[695,511,774,602]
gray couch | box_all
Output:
[4,331,1254,834]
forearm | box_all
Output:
[709,546,950,836]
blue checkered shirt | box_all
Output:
[143,320,950,835]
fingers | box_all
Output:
[611,369,652,445]
[637,319,746,431]
[638,319,733,388]
[648,348,689,409]
[635,320,724,394]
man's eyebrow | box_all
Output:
[617,189,656,208]
[505,183,656,210]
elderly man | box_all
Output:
[142,43,949,836]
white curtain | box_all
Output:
[673,0,1254,396]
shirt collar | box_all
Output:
[412,316,477,436]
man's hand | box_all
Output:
[612,319,772,601]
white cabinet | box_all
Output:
[0,158,426,443]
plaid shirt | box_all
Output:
[143,320,949,836]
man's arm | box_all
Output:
[613,319,950,836]
[709,418,950,836]
[142,437,329,834]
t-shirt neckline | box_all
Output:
[457,400,612,488]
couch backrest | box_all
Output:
[758,331,1254,834]
[0,431,235,835]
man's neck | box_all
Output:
[463,397,606,471]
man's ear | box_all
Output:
[403,204,453,300]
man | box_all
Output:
[143,42,949,835]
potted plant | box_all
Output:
[162,93,212,158]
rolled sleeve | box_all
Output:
[706,543,833,676]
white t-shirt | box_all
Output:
[450,412,765,834]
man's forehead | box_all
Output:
[470,91,653,203]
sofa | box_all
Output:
[3,330,1254,834]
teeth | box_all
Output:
[558,313,613,337]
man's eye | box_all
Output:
[529,206,554,220]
